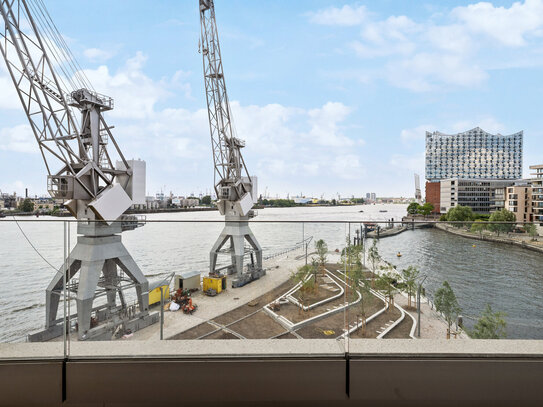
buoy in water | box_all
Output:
[472,244,476,248]
[397,252,402,257]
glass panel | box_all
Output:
[0,217,65,356]
[3,207,541,360]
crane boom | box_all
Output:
[199,0,251,204]
[0,0,130,204]
[199,0,264,288]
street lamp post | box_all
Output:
[417,275,429,338]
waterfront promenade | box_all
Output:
[435,223,543,254]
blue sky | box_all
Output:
[1,0,543,199]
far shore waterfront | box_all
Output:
[434,223,543,255]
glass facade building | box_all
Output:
[425,127,523,182]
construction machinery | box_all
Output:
[199,0,264,288]
[0,0,157,340]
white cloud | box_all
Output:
[452,0,543,47]
[449,117,507,134]
[388,52,488,91]
[82,52,173,119]
[83,48,116,62]
[0,124,36,153]
[307,5,368,26]
[307,102,355,147]
[309,0,543,91]
[389,152,425,175]
[0,48,368,196]
[401,124,435,144]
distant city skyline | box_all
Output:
[1,0,543,198]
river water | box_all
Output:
[1,204,542,341]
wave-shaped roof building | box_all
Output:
[425,127,523,182]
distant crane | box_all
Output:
[199,0,264,287]
[0,0,156,340]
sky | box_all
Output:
[1,0,543,200]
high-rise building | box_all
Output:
[425,127,523,182]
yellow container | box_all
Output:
[149,285,170,306]
[203,276,226,294]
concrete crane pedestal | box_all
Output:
[210,219,265,289]
[29,223,157,342]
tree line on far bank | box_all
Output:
[439,205,538,238]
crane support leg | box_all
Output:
[31,232,157,342]
[102,259,119,312]
[76,260,104,337]
[245,230,263,271]
[209,219,265,288]
[115,255,150,315]
[45,258,81,328]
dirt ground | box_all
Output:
[170,322,218,340]
[383,313,414,339]
[170,261,413,341]
[228,310,287,339]
[203,330,238,340]
[350,307,401,338]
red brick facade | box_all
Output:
[425,181,441,213]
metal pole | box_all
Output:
[67,220,70,355]
[62,221,67,359]
[417,275,428,338]
[160,287,164,340]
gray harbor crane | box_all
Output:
[0,0,157,340]
[199,0,264,287]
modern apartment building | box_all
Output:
[439,178,515,214]
[504,182,532,223]
[426,127,523,182]
[530,164,543,226]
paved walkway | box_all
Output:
[131,247,308,341]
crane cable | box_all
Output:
[12,216,57,271]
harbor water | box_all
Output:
[1,204,543,341]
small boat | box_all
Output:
[359,210,364,213]
[397,252,402,257]
[379,210,388,213]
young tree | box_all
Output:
[446,205,475,228]
[470,219,487,238]
[351,268,371,334]
[375,271,398,310]
[290,265,315,313]
[400,266,420,309]
[434,281,461,339]
[367,239,380,288]
[18,198,34,213]
[200,195,212,205]
[407,202,421,215]
[469,304,507,339]
[315,239,328,275]
[523,223,538,241]
[488,209,516,236]
[419,203,434,218]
